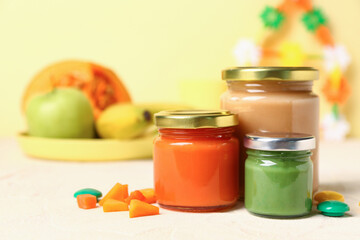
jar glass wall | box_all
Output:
[221,67,319,198]
[243,133,315,218]
[245,149,313,217]
[153,110,239,212]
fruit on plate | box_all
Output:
[26,88,95,138]
[96,103,152,139]
[22,60,131,119]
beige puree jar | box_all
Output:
[221,67,319,198]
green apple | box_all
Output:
[26,88,95,138]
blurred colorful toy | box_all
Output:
[233,39,262,66]
[233,0,351,141]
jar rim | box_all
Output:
[222,67,318,81]
[154,110,238,129]
[244,132,316,151]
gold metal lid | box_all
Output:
[222,67,318,81]
[154,110,238,129]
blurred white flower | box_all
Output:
[233,39,262,66]
[321,113,350,141]
[323,45,351,72]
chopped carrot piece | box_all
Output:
[103,199,129,212]
[125,190,146,204]
[99,183,128,206]
[77,194,97,209]
[139,188,157,204]
[129,199,159,218]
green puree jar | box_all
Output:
[244,133,315,218]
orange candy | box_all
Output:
[77,194,97,209]
[129,199,159,218]
[99,183,129,206]
[139,188,157,204]
[103,199,129,212]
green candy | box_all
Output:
[317,200,350,217]
[74,188,102,199]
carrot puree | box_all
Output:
[154,127,239,211]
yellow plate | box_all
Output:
[17,133,154,161]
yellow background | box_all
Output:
[0,0,359,137]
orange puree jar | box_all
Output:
[154,110,239,212]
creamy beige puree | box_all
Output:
[221,67,319,198]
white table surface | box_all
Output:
[1,137,360,240]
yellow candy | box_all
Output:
[314,191,344,204]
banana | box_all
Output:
[96,102,193,140]
[96,103,152,139]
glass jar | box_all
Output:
[221,67,319,198]
[244,133,315,218]
[153,110,239,212]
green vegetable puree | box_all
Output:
[245,149,313,217]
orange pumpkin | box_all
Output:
[22,60,131,119]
